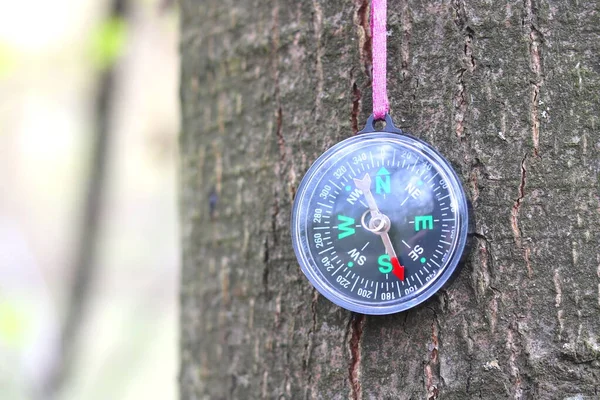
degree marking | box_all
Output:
[430,259,441,268]
[351,277,359,292]
[438,194,450,200]
[318,246,334,255]
[401,240,411,248]
[317,202,332,209]
[347,162,357,176]
[416,275,424,285]
[440,240,452,245]
[332,265,343,276]
[427,172,439,182]
[328,180,342,190]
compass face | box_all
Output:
[291,132,469,315]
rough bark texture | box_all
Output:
[179,0,600,398]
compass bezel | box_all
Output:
[291,132,469,315]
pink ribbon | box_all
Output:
[371,0,389,120]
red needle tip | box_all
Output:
[391,257,405,281]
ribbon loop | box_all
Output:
[371,0,389,120]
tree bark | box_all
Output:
[179,0,600,398]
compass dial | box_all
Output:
[291,132,469,314]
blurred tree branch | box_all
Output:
[41,0,128,398]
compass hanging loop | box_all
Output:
[358,113,404,135]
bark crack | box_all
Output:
[354,0,372,81]
[472,232,493,300]
[400,0,412,80]
[351,75,362,133]
[302,289,319,387]
[455,71,467,138]
[523,0,543,157]
[262,236,271,298]
[347,313,365,400]
[271,4,285,164]
[313,0,324,118]
[276,106,285,163]
[452,0,475,139]
[510,154,527,244]
[507,323,524,399]
[510,154,532,277]
[425,314,441,400]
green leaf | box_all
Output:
[0,300,27,347]
[0,42,16,79]
[89,17,128,70]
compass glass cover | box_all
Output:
[291,132,469,315]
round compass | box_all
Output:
[291,116,469,315]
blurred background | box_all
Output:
[0,0,179,399]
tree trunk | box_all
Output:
[179,0,600,398]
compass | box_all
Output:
[291,115,469,315]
